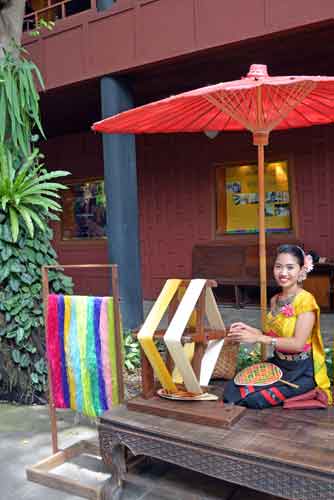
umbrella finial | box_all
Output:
[247,64,268,79]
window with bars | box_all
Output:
[61,178,107,240]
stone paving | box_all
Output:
[1,403,280,500]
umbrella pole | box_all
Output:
[254,133,268,359]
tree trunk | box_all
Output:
[0,0,25,56]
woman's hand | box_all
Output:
[227,322,264,344]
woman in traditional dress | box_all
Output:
[224,244,332,409]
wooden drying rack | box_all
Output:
[26,264,124,500]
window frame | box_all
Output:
[60,176,107,242]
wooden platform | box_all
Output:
[99,405,334,500]
[127,395,246,428]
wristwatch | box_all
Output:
[271,338,278,349]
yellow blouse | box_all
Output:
[264,289,332,404]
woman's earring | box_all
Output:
[298,270,307,283]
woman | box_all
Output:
[224,244,331,409]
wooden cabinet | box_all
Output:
[303,263,334,311]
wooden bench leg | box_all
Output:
[101,436,126,500]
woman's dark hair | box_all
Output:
[276,244,304,267]
[308,250,320,263]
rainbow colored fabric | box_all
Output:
[47,295,123,417]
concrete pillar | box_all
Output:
[97,0,115,11]
[100,76,143,330]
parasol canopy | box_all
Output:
[92,64,334,337]
[92,64,334,137]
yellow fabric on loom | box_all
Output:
[138,279,181,392]
[76,297,95,416]
[177,285,197,329]
[172,285,196,384]
[64,296,76,410]
[172,343,195,384]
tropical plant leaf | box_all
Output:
[21,181,68,196]
[24,196,62,211]
[12,349,21,364]
[16,206,34,238]
[8,207,19,242]
[23,207,46,232]
[20,353,30,368]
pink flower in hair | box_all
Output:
[281,304,294,317]
[303,254,314,274]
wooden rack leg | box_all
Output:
[42,266,58,454]
[111,265,125,403]
[140,348,155,399]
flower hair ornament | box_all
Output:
[298,248,314,282]
[303,254,314,273]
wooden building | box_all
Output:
[22,1,334,326]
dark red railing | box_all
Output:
[23,0,97,31]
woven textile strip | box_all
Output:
[46,295,122,417]
[138,279,181,393]
[164,279,206,394]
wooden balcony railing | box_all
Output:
[23,0,97,32]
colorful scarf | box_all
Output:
[46,295,123,417]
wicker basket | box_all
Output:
[211,341,240,380]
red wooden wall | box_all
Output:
[137,125,334,298]
[43,124,334,299]
[41,132,110,295]
[23,0,334,92]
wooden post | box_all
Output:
[100,76,143,330]
[257,142,267,330]
[253,128,269,360]
[111,265,125,403]
[42,266,58,454]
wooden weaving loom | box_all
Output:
[26,264,124,500]
[128,278,246,427]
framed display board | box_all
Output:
[216,160,291,234]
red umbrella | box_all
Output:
[92,64,334,334]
